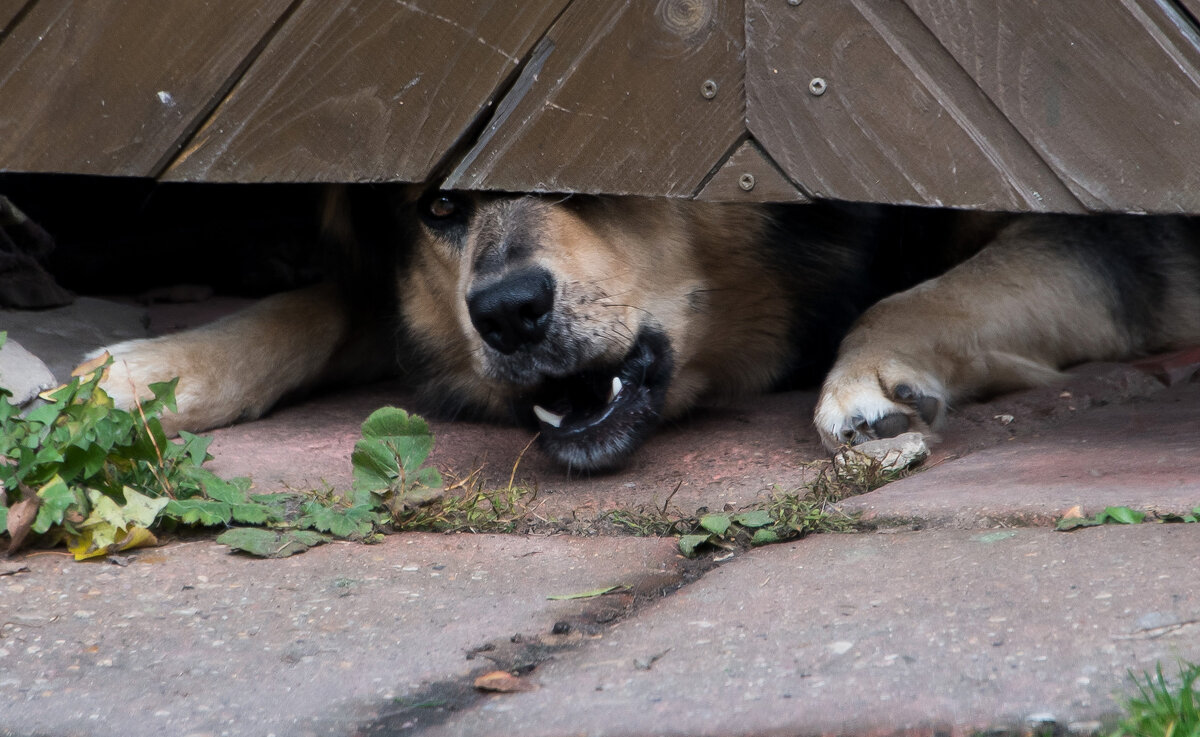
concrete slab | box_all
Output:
[205,384,829,521]
[0,533,686,737]
[405,526,1200,737]
[843,380,1200,528]
[0,298,149,382]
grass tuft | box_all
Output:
[1109,660,1200,737]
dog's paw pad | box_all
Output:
[869,411,911,438]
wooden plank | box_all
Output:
[905,0,1200,213]
[165,0,569,183]
[696,139,809,202]
[746,0,1083,212]
[0,0,294,177]
[0,0,28,34]
[443,0,746,197]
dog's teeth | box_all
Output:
[609,376,624,403]
[533,405,565,428]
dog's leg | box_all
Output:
[814,216,1200,450]
[91,284,358,434]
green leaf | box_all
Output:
[198,472,252,505]
[1055,516,1103,531]
[732,510,773,529]
[699,513,731,537]
[33,475,76,534]
[298,502,378,539]
[1100,506,1146,525]
[230,503,275,525]
[177,431,214,466]
[678,533,712,557]
[351,407,443,504]
[115,487,171,528]
[217,528,328,558]
[164,498,232,526]
[360,407,432,445]
[750,529,782,545]
[351,440,401,494]
[140,379,179,416]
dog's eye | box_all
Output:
[427,196,457,219]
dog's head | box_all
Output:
[399,190,791,472]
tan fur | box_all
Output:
[814,217,1200,448]
[91,194,1200,468]
[400,198,792,419]
[97,285,348,434]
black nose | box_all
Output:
[467,267,555,354]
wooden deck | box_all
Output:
[1,0,1199,213]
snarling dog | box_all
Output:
[95,189,1200,472]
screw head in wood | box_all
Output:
[809,77,827,96]
[738,173,756,191]
[701,79,718,99]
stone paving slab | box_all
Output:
[1,298,149,382]
[842,381,1200,529]
[0,534,685,737]
[8,296,1197,528]
[205,384,827,520]
[407,525,1200,737]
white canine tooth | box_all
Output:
[533,405,564,428]
[609,376,624,403]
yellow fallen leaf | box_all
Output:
[70,525,159,561]
[71,351,111,378]
[38,352,112,402]
[473,670,536,693]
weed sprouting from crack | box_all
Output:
[389,434,546,534]
[592,454,915,557]
[1107,659,1200,737]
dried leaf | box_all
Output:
[70,526,159,561]
[473,670,536,693]
[71,351,111,378]
[6,495,41,555]
[546,584,629,601]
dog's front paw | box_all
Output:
[82,337,218,435]
[814,359,947,451]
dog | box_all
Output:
[94,188,1200,472]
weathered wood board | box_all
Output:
[1,0,1199,213]
[0,0,26,34]
[746,0,1083,212]
[0,0,295,177]
[904,0,1200,213]
[444,0,746,197]
[696,139,807,202]
[165,0,570,183]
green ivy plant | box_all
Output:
[0,333,445,559]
